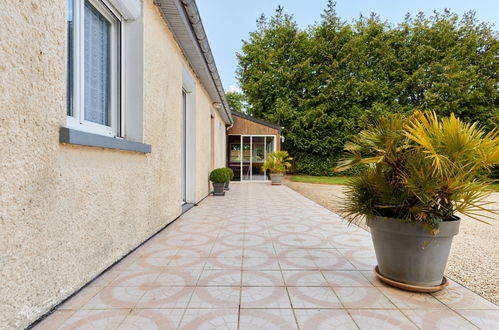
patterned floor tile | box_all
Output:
[82,287,145,309]
[178,309,239,329]
[279,257,318,270]
[322,270,373,287]
[334,287,396,309]
[155,268,203,287]
[402,308,479,329]
[242,256,280,270]
[359,270,388,287]
[163,233,215,247]
[294,309,358,330]
[277,248,311,259]
[177,223,219,234]
[242,270,285,286]
[175,247,212,258]
[197,269,242,287]
[188,286,241,308]
[431,286,499,310]
[209,246,244,258]
[327,232,373,249]
[287,287,342,308]
[122,257,169,272]
[346,257,378,271]
[58,286,102,310]
[166,256,206,268]
[117,309,185,329]
[204,257,242,270]
[241,286,292,308]
[36,184,499,330]
[314,256,357,270]
[282,270,329,287]
[127,248,176,263]
[379,286,447,310]
[270,222,315,234]
[457,309,499,329]
[109,271,161,287]
[239,309,298,329]
[348,309,417,330]
[136,286,194,308]
[337,247,376,259]
[58,309,131,329]
[32,310,75,330]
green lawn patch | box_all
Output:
[290,175,499,192]
[290,175,351,185]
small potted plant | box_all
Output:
[209,168,230,196]
[224,168,234,190]
[335,111,498,292]
[262,151,292,185]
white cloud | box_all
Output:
[227,85,242,94]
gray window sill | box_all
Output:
[60,127,151,153]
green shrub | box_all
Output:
[293,154,367,177]
[262,151,293,173]
[209,168,230,183]
[293,154,335,176]
[224,167,234,180]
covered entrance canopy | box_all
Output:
[227,111,282,181]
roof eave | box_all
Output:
[154,0,233,125]
[231,111,283,133]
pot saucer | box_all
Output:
[374,266,448,293]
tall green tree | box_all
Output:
[237,2,499,175]
[392,10,499,128]
[226,91,247,113]
[237,6,312,127]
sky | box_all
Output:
[196,0,498,93]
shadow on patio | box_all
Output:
[34,184,498,329]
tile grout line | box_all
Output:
[34,184,498,329]
[373,286,423,329]
[428,292,490,329]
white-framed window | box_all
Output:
[67,0,123,137]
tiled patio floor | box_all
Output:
[35,184,498,329]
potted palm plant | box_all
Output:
[262,151,293,185]
[335,111,498,292]
[224,168,234,190]
[209,168,230,196]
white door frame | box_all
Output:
[237,134,276,182]
[182,67,196,203]
[181,89,187,203]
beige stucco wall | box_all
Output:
[0,1,226,328]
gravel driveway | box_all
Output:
[284,177,499,305]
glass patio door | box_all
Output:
[242,136,251,181]
[251,137,266,180]
[239,135,275,181]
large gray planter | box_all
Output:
[212,182,225,196]
[367,216,460,287]
[224,181,230,191]
[269,173,284,185]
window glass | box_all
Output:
[243,136,251,162]
[230,143,241,161]
[252,136,265,162]
[266,136,275,160]
[84,1,111,126]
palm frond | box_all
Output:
[336,110,498,229]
